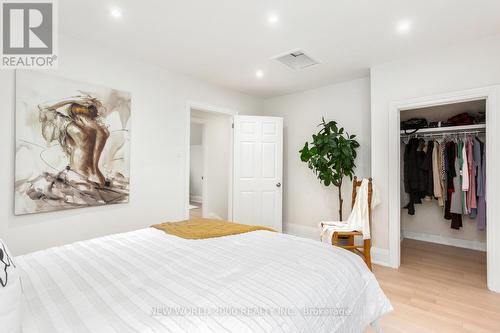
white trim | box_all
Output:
[201,123,208,218]
[188,102,235,116]
[388,85,500,292]
[403,231,486,252]
[185,101,238,222]
[283,223,391,267]
[371,247,390,267]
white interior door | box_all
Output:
[233,116,283,231]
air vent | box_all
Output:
[272,50,319,70]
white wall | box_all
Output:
[371,35,500,252]
[0,35,262,255]
[263,78,371,236]
[191,110,232,220]
[402,206,486,249]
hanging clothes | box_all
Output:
[460,141,468,214]
[440,138,449,205]
[450,141,463,215]
[400,142,409,208]
[401,134,485,232]
[417,139,428,195]
[470,137,481,218]
[422,140,434,198]
[461,141,469,192]
[466,137,477,217]
[432,141,444,206]
[403,138,426,215]
[475,137,485,197]
[476,139,486,231]
[449,141,463,229]
[444,141,455,220]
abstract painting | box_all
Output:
[15,71,131,215]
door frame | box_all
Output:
[388,85,500,292]
[185,101,237,221]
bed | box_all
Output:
[16,228,392,332]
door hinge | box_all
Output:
[232,123,234,129]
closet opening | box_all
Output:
[399,99,487,286]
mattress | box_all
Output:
[16,228,392,333]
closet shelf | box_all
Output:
[400,124,485,136]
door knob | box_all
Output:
[276,182,281,188]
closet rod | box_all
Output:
[399,123,485,136]
[401,130,485,139]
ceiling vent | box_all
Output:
[272,50,319,70]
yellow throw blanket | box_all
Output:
[152,218,275,239]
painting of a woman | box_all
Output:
[39,96,110,186]
[15,72,131,215]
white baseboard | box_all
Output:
[403,230,486,252]
[283,223,320,241]
[283,223,391,267]
[190,195,202,203]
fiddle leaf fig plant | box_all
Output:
[299,118,360,221]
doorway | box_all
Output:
[185,103,284,231]
[399,100,487,287]
[185,102,236,221]
[388,86,500,292]
[189,122,204,218]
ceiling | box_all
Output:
[60,1,500,98]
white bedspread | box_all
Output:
[16,228,392,333]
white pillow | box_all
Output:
[0,239,21,333]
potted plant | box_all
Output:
[299,118,360,221]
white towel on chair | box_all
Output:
[321,178,381,243]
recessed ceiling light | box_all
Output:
[396,20,412,34]
[267,13,279,25]
[110,8,122,18]
[256,70,264,79]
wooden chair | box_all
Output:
[321,176,374,270]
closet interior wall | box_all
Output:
[400,100,486,250]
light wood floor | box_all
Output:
[366,239,500,333]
